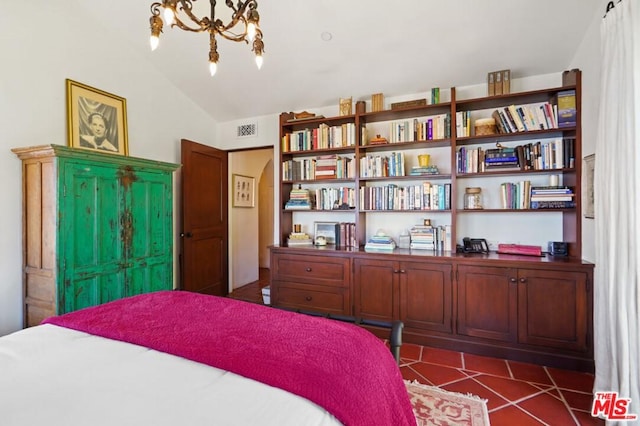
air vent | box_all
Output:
[237,122,257,138]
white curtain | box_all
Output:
[594,1,640,424]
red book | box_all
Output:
[497,244,542,256]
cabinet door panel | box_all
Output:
[60,162,126,312]
[457,265,517,342]
[127,169,173,294]
[353,259,396,322]
[518,269,588,352]
[400,261,453,333]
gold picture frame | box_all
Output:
[232,174,255,207]
[66,79,128,155]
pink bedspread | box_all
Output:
[43,291,416,426]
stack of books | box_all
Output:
[484,147,521,171]
[364,234,396,252]
[409,165,440,176]
[287,232,313,247]
[285,187,313,210]
[409,225,436,250]
[530,186,575,209]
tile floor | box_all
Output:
[230,271,604,425]
[399,343,603,425]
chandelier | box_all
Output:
[149,0,264,76]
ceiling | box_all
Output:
[74,1,600,123]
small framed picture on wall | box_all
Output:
[233,174,255,208]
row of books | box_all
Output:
[491,102,559,134]
[498,183,576,210]
[409,224,452,252]
[281,155,355,181]
[282,123,357,152]
[456,138,575,174]
[313,187,356,210]
[388,114,451,143]
[360,152,405,178]
[359,183,452,211]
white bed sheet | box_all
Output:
[0,324,342,426]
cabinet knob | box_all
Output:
[520,277,527,283]
[510,277,517,283]
[399,269,406,274]
[305,267,312,272]
[180,232,193,238]
[305,296,312,301]
[393,269,400,273]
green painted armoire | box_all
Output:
[13,145,180,327]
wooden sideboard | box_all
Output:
[270,245,594,372]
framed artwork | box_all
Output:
[314,221,339,245]
[233,174,255,207]
[583,154,595,218]
[66,79,129,155]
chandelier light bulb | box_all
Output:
[209,61,218,76]
[247,22,257,42]
[163,7,175,25]
[255,54,263,70]
[150,35,160,51]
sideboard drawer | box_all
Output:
[273,254,349,287]
[276,283,348,315]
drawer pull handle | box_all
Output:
[305,296,312,301]
[305,267,312,272]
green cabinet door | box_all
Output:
[58,155,176,314]
[59,160,127,313]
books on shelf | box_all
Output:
[285,187,313,210]
[530,186,575,209]
[359,182,451,211]
[408,224,452,252]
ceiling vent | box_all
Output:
[237,122,258,138]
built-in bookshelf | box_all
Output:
[278,70,583,258]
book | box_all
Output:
[497,244,542,256]
[557,90,576,128]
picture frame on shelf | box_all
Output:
[314,221,339,245]
[232,174,255,208]
[583,154,595,218]
[66,79,128,155]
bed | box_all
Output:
[0,291,416,426]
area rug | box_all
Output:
[405,380,490,426]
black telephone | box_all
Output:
[461,237,489,254]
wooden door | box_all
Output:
[456,264,517,342]
[517,268,589,352]
[180,139,228,295]
[400,261,453,334]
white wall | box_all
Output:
[0,2,218,335]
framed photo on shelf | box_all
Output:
[314,221,339,245]
[583,154,595,218]
[233,174,255,208]
[66,79,128,155]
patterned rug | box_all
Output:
[405,380,490,426]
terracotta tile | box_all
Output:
[408,361,469,386]
[420,346,463,368]
[573,409,606,425]
[561,389,596,411]
[400,365,431,385]
[399,343,422,361]
[508,360,554,385]
[442,378,509,411]
[474,374,543,402]
[547,367,595,392]
[489,405,545,425]
[519,392,577,425]
[463,353,511,377]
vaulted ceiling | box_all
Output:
[73,1,600,123]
